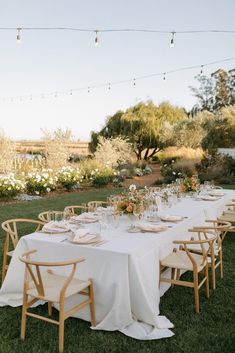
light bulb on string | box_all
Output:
[133,78,136,86]
[108,83,111,90]
[88,86,90,93]
[16,28,22,44]
[163,72,166,81]
[95,31,99,46]
[170,32,175,48]
[200,65,204,75]
[70,89,73,96]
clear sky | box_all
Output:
[0,0,235,141]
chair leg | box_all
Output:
[48,302,52,316]
[89,281,96,327]
[171,268,176,288]
[219,250,223,279]
[211,260,216,290]
[21,293,28,340]
[59,309,65,353]
[193,271,200,313]
[204,265,210,299]
[2,239,9,283]
[176,269,181,280]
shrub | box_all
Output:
[25,170,56,195]
[92,168,116,187]
[57,166,82,191]
[196,154,235,183]
[79,159,105,182]
[160,159,195,183]
[94,136,133,168]
[0,174,25,198]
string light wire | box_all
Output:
[1,57,235,102]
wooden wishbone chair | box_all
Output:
[87,201,108,212]
[1,219,44,283]
[64,205,89,216]
[38,211,65,223]
[189,221,231,289]
[19,250,96,353]
[160,232,217,313]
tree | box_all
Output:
[172,117,207,149]
[90,101,186,160]
[201,106,235,152]
[190,74,215,112]
[212,69,230,111]
[190,68,235,113]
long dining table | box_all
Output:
[0,189,234,340]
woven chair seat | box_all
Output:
[161,250,204,272]
[27,271,91,302]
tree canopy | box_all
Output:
[90,101,187,160]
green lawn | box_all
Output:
[0,187,235,353]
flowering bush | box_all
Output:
[0,174,25,198]
[57,166,83,190]
[25,170,56,195]
[94,136,133,168]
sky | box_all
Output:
[0,0,235,141]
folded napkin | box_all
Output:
[135,222,168,233]
[42,221,69,233]
[160,214,183,222]
[71,213,99,223]
[72,229,101,244]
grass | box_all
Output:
[0,187,235,353]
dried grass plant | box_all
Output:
[0,130,16,174]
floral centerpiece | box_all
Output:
[179,176,199,193]
[117,184,145,214]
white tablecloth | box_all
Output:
[0,190,234,340]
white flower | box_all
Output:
[172,160,175,163]
[46,187,51,192]
[35,191,40,195]
[129,184,137,192]
[164,164,167,167]
[172,171,176,175]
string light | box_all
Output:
[1,57,234,102]
[95,31,99,46]
[170,32,175,48]
[0,26,234,46]
[16,28,21,44]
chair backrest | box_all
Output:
[87,201,107,211]
[174,230,217,270]
[38,211,65,223]
[193,220,231,243]
[1,219,44,249]
[19,250,85,300]
[64,205,88,216]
